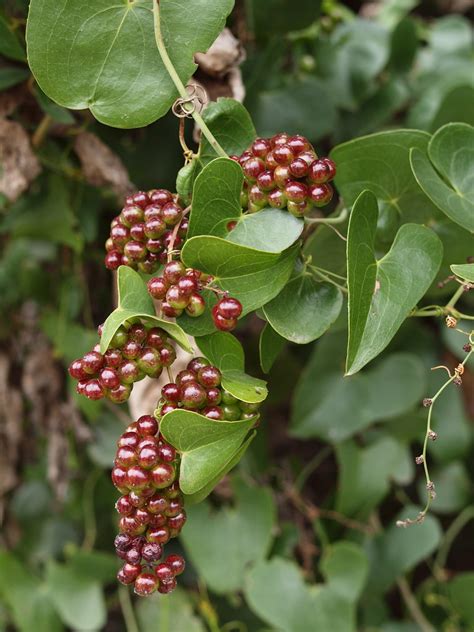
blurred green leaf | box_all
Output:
[365,505,442,593]
[448,572,474,627]
[34,88,75,124]
[137,588,205,632]
[248,0,321,41]
[182,478,276,593]
[0,66,29,90]
[46,561,106,630]
[259,323,286,373]
[263,276,342,344]
[0,552,61,632]
[0,13,26,61]
[417,462,470,514]
[87,414,123,467]
[388,18,418,73]
[429,15,473,56]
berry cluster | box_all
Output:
[112,415,186,596]
[157,356,260,421]
[68,324,176,403]
[233,133,336,217]
[105,189,188,274]
[147,262,243,331]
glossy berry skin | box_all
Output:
[134,573,158,596]
[158,578,177,594]
[180,382,207,408]
[185,293,206,317]
[155,563,173,582]
[197,365,222,388]
[215,297,242,319]
[118,563,142,585]
[212,309,238,332]
[166,554,185,575]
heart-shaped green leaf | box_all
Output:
[259,323,286,373]
[100,267,192,353]
[331,130,440,225]
[188,158,243,239]
[346,190,443,374]
[197,332,268,403]
[27,0,234,128]
[410,123,474,232]
[245,543,368,632]
[263,276,342,344]
[227,209,304,253]
[181,478,276,594]
[451,263,474,282]
[159,410,256,495]
[181,237,299,313]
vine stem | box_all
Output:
[304,207,349,225]
[152,1,227,158]
[308,266,348,293]
[118,586,140,632]
[397,577,436,632]
[434,505,474,576]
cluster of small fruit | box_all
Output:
[105,189,188,274]
[112,415,186,596]
[233,133,336,217]
[68,323,176,403]
[147,261,243,331]
[157,356,260,421]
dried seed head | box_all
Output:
[463,343,472,353]
[453,376,462,386]
[446,316,457,328]
[422,398,433,408]
[415,455,424,465]
[428,430,438,441]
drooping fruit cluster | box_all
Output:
[68,323,176,403]
[147,261,243,331]
[112,415,186,596]
[234,133,336,217]
[157,356,260,421]
[105,189,188,274]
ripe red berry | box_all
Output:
[115,533,132,551]
[151,463,176,489]
[158,578,177,594]
[109,383,132,403]
[132,191,150,209]
[288,157,309,178]
[124,241,147,261]
[185,293,206,317]
[203,406,224,420]
[243,157,265,180]
[197,365,222,388]
[155,563,173,582]
[162,382,180,402]
[112,466,129,492]
[84,379,104,400]
[166,554,185,576]
[187,357,209,373]
[309,183,333,206]
[166,285,189,310]
[105,250,122,270]
[177,276,197,296]
[118,563,142,585]
[308,159,332,184]
[149,189,173,206]
[273,144,294,165]
[148,494,168,514]
[68,359,86,380]
[206,387,222,405]
[130,222,146,242]
[158,344,176,367]
[127,466,150,490]
[104,349,122,368]
[148,276,168,300]
[136,415,158,436]
[147,526,170,544]
[138,445,160,469]
[251,138,271,158]
[82,351,104,374]
[111,223,130,248]
[322,157,336,180]
[134,573,158,596]
[142,542,163,562]
[287,135,311,154]
[216,297,242,319]
[162,203,183,226]
[144,217,166,239]
[212,309,238,332]
[285,181,307,203]
[99,367,120,389]
[119,361,141,384]
[116,446,137,468]
[157,443,176,463]
[268,189,287,209]
[116,496,134,516]
[163,261,186,284]
[180,381,207,408]
[137,347,162,377]
[147,327,167,348]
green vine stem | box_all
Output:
[118,585,140,632]
[434,505,474,578]
[152,0,227,158]
[397,333,474,528]
[305,207,349,225]
[411,278,474,320]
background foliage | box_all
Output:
[0,0,473,630]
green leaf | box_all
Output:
[137,588,206,632]
[177,290,217,337]
[365,506,442,593]
[252,77,336,140]
[0,13,26,61]
[388,18,418,73]
[417,462,470,514]
[181,237,299,313]
[35,87,75,124]
[430,85,474,131]
[259,323,286,373]
[331,130,439,225]
[183,431,256,504]
[100,267,192,354]
[450,263,474,282]
[263,276,342,344]
[197,332,268,402]
[248,0,321,41]
[159,410,255,495]
[448,573,474,627]
[0,552,61,632]
[336,438,413,519]
[46,561,106,630]
[0,66,29,90]
[27,0,234,128]
[346,191,443,374]
[291,334,426,441]
[227,209,304,253]
[181,478,276,594]
[410,123,474,232]
[188,158,243,238]
[1,175,82,251]
[87,414,121,467]
[245,543,367,632]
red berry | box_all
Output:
[147,526,170,544]
[273,144,294,165]
[115,533,132,551]
[166,554,185,576]
[158,578,177,594]
[187,357,209,373]
[271,133,289,147]
[137,347,162,377]
[285,181,307,203]
[119,361,141,384]
[118,563,141,585]
[135,508,151,525]
[177,276,197,296]
[148,277,168,300]
[99,367,120,389]
[157,443,176,463]
[185,293,206,317]
[206,387,222,405]
[146,327,167,348]
[136,415,158,436]
[112,466,128,492]
[105,250,122,270]
[309,183,333,207]
[118,432,139,449]
[162,203,183,226]
[166,285,189,310]
[274,165,291,187]
[151,463,176,489]
[127,466,150,490]
[176,370,197,386]
[155,563,173,582]
[84,379,104,400]
[287,200,308,217]
[161,302,182,318]
[69,359,86,380]
[287,135,311,154]
[216,297,242,319]
[132,191,150,209]
[109,383,132,403]
[168,511,187,532]
[163,261,186,284]
[111,223,130,248]
[256,170,276,191]
[142,542,163,562]
[116,446,137,467]
[203,406,224,420]
[144,217,166,239]
[212,310,238,332]
[124,241,147,262]
[148,494,168,514]
[288,157,309,178]
[251,138,271,158]
[149,189,173,206]
[116,496,134,515]
[268,189,287,209]
[180,381,207,408]
[158,344,176,367]
[134,573,158,596]
[162,383,180,402]
[322,157,336,180]
[197,365,222,388]
[308,159,331,184]
[243,157,265,180]
[130,222,146,242]
[104,349,122,368]
[121,206,144,226]
[161,402,178,415]
[82,351,104,374]
[138,445,160,469]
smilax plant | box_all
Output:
[25,0,474,605]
